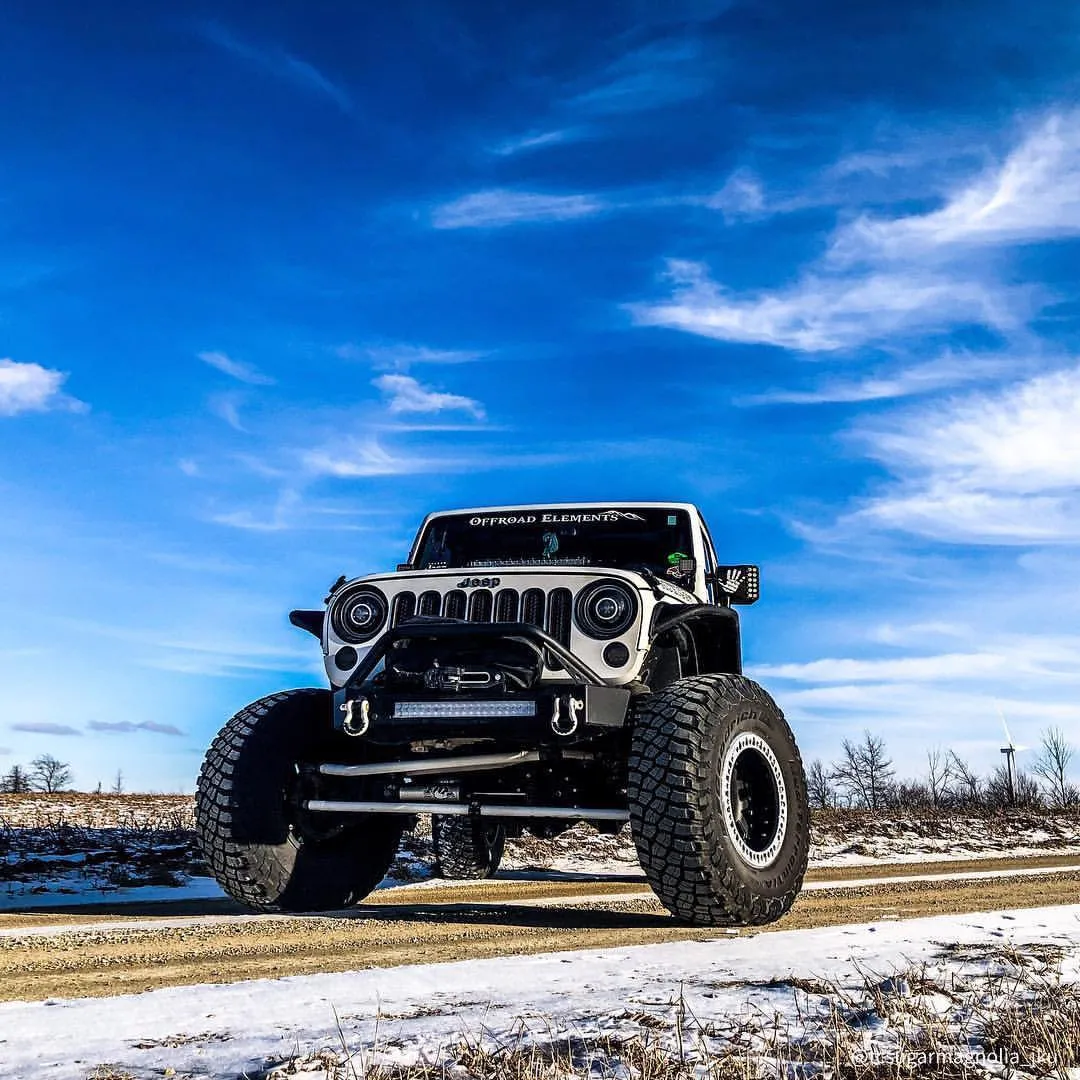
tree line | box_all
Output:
[807,725,1079,811]
[0,756,126,794]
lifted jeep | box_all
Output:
[194,503,809,926]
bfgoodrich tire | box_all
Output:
[628,673,809,927]
[195,689,404,912]
[431,815,505,879]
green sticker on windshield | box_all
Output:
[667,551,690,566]
[667,514,677,525]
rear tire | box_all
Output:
[431,816,505,879]
[628,673,808,926]
[195,689,404,912]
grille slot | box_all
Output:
[443,590,467,620]
[418,591,441,617]
[545,587,572,670]
[467,589,493,622]
[494,588,519,622]
[521,588,546,628]
[391,592,416,626]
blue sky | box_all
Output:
[2,0,1080,791]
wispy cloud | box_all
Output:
[830,111,1080,265]
[196,21,350,112]
[208,392,246,432]
[0,359,87,417]
[629,260,1023,352]
[489,128,579,157]
[432,189,606,229]
[11,721,82,736]
[634,112,1080,354]
[743,353,1013,405]
[373,374,485,420]
[567,41,709,116]
[337,343,486,371]
[303,437,448,479]
[87,719,184,736]
[198,350,275,386]
[830,364,1080,544]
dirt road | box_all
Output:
[1,856,1077,1003]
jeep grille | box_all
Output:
[390,586,574,652]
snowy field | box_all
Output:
[0,904,1076,1079]
[3,795,1079,910]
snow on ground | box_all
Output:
[1,904,1077,1079]
[2,797,1079,909]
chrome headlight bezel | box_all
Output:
[574,579,638,640]
[329,585,388,644]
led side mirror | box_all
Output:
[710,565,760,604]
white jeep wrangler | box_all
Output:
[194,503,809,926]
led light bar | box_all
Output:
[392,700,537,719]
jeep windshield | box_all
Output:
[413,507,694,576]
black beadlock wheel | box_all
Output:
[194,688,404,912]
[431,815,506,879]
[628,673,809,927]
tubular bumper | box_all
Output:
[332,619,632,743]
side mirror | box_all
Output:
[708,565,760,605]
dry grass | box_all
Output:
[249,945,1080,1080]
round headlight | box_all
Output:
[330,586,388,644]
[575,580,638,639]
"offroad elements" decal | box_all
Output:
[467,510,647,527]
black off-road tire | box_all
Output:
[195,689,404,912]
[628,673,809,927]
[431,816,506,879]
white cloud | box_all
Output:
[743,353,1012,405]
[705,168,766,218]
[629,260,1022,352]
[196,21,351,113]
[0,359,86,416]
[567,41,709,116]
[178,458,200,477]
[490,128,578,157]
[758,645,1080,684]
[831,111,1080,264]
[338,343,485,371]
[208,393,246,431]
[198,350,275,385]
[432,189,605,229]
[373,374,485,420]
[303,438,444,479]
[636,112,1080,354]
[837,365,1080,543]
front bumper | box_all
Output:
[331,620,633,744]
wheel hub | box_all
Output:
[719,732,788,868]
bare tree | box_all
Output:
[925,748,954,809]
[806,759,834,809]
[986,764,1042,809]
[947,752,982,807]
[1032,727,1078,808]
[830,731,896,811]
[0,764,32,794]
[893,780,932,809]
[112,769,124,795]
[29,754,72,793]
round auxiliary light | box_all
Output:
[575,580,638,640]
[603,642,631,668]
[330,586,388,644]
[334,645,359,670]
